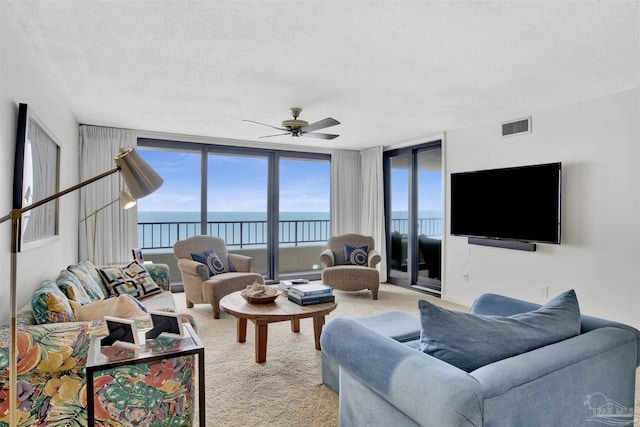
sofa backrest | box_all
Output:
[471,292,640,366]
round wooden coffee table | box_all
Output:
[219,289,337,363]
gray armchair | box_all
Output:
[173,235,264,318]
[320,234,380,299]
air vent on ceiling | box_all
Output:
[502,117,531,137]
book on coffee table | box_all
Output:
[288,283,332,297]
[287,292,335,306]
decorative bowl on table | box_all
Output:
[241,282,281,304]
[243,290,281,304]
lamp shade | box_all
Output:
[119,190,137,209]
[114,148,164,199]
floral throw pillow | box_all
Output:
[98,260,163,299]
[191,249,227,276]
[344,244,369,266]
[67,261,106,301]
[31,280,76,324]
[56,270,92,305]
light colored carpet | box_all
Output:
[175,283,639,427]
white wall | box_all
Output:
[1,3,79,323]
[443,88,640,328]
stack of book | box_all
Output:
[287,283,334,306]
[278,278,309,295]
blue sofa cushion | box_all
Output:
[418,289,581,372]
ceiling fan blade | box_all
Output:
[243,119,287,132]
[259,132,292,138]
[301,117,340,133]
[302,132,340,140]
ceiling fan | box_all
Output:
[244,108,340,140]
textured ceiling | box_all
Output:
[6,1,639,150]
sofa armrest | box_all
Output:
[368,249,381,268]
[228,253,255,272]
[0,321,107,376]
[470,327,638,426]
[320,248,335,267]
[177,258,209,280]
[471,327,638,397]
[321,318,484,426]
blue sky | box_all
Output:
[391,168,442,213]
[138,149,441,214]
[137,150,331,212]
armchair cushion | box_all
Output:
[418,289,581,372]
[344,244,369,266]
[31,280,76,324]
[191,249,227,276]
[97,261,163,299]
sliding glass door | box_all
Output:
[385,141,442,293]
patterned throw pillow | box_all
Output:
[56,270,92,305]
[67,261,106,301]
[191,249,227,276]
[98,260,163,299]
[344,244,369,266]
[31,280,76,324]
[79,259,108,295]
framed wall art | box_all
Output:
[13,103,60,251]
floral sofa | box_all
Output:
[0,260,197,427]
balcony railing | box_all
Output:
[138,217,442,250]
[390,218,442,237]
[138,219,331,250]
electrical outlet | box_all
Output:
[463,273,469,283]
[540,286,549,298]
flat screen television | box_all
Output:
[450,162,561,244]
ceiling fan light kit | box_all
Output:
[244,107,340,140]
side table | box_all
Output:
[86,322,205,426]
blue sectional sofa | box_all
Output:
[321,292,639,427]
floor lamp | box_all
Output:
[0,147,163,427]
[80,190,136,264]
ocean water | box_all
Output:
[137,211,442,249]
[138,211,330,250]
[138,211,329,223]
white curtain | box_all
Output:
[330,149,361,235]
[360,146,387,282]
[79,126,136,265]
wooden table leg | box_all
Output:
[255,321,268,363]
[312,315,325,350]
[237,318,247,343]
[291,318,300,332]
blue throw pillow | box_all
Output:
[191,249,227,276]
[344,244,368,266]
[418,289,581,372]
